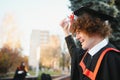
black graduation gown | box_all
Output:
[65,35,120,80]
[13,66,27,80]
[65,35,85,80]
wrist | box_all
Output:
[65,32,72,37]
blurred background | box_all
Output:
[0,0,120,80]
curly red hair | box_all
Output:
[71,13,112,38]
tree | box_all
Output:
[69,0,120,49]
[0,44,24,77]
[40,35,61,70]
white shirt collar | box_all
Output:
[88,38,109,56]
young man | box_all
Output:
[60,7,120,80]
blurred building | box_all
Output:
[29,30,49,70]
[29,29,62,73]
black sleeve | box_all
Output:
[13,68,19,80]
[65,35,85,80]
[65,35,84,58]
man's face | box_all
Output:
[21,62,25,67]
[75,31,95,50]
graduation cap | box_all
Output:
[73,6,116,22]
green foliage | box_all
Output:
[69,0,120,49]
[0,52,10,74]
[0,45,24,77]
[69,0,116,9]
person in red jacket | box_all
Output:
[13,62,28,80]
[60,6,120,80]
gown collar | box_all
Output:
[88,38,108,56]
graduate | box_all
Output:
[60,6,120,80]
[13,62,28,80]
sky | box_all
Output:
[0,0,72,55]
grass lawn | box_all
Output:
[29,69,62,80]
[29,69,62,76]
[0,69,62,80]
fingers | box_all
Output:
[63,22,69,31]
[60,18,68,27]
[60,18,69,31]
